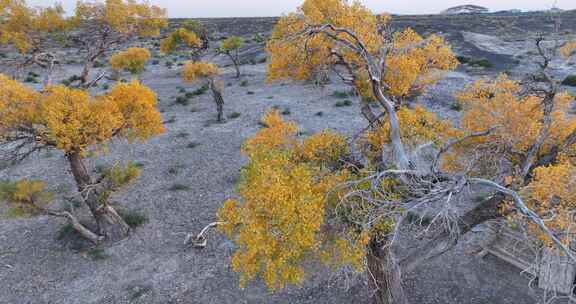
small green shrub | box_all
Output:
[168,167,180,175]
[465,58,493,68]
[240,80,249,87]
[174,132,188,139]
[87,248,109,260]
[24,76,37,83]
[456,56,470,64]
[450,101,463,111]
[561,75,576,87]
[187,142,201,149]
[175,96,190,106]
[332,90,348,98]
[335,100,352,107]
[119,210,148,228]
[228,112,241,119]
[169,183,190,191]
[247,91,255,95]
[191,86,208,96]
[56,223,75,240]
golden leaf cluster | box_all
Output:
[0,74,165,155]
[0,0,69,53]
[523,156,576,246]
[109,47,151,75]
[219,110,366,290]
[0,179,53,216]
[560,40,576,58]
[445,74,576,173]
[181,61,220,83]
[160,27,203,54]
[74,0,167,37]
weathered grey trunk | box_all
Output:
[208,79,225,122]
[372,83,412,170]
[367,238,408,304]
[67,152,130,243]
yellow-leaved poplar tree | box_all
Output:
[210,1,458,302]
[449,71,576,250]
[218,110,371,290]
[0,0,69,53]
[71,0,167,86]
[219,36,244,78]
[1,0,167,87]
[0,0,70,85]
[160,26,205,59]
[0,73,165,243]
[181,61,226,122]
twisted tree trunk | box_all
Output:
[208,79,225,122]
[224,51,241,78]
[67,152,130,243]
[367,237,408,304]
[372,83,412,170]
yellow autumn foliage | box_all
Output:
[266,0,458,99]
[298,129,349,164]
[105,80,166,142]
[42,85,123,153]
[181,61,220,83]
[109,47,151,74]
[522,156,576,246]
[220,36,243,52]
[74,0,167,37]
[0,75,165,155]
[560,40,576,58]
[384,29,459,98]
[0,73,42,131]
[242,109,298,158]
[0,179,53,216]
[450,74,576,168]
[0,0,69,53]
[160,27,203,54]
[219,110,373,290]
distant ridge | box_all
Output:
[442,5,490,15]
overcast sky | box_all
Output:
[28,0,576,18]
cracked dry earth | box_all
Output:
[0,55,562,304]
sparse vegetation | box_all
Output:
[86,248,109,260]
[561,75,576,86]
[332,90,349,98]
[335,100,352,107]
[169,183,190,191]
[228,112,241,119]
[118,209,149,228]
